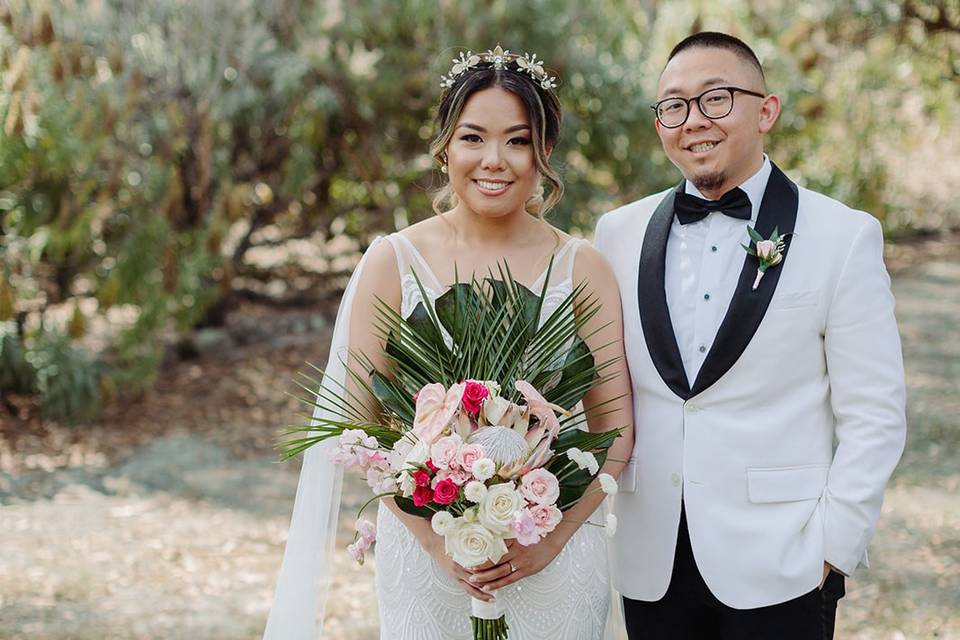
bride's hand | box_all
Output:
[423,532,496,602]
[467,534,566,591]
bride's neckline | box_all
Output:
[391,233,578,293]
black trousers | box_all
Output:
[623,507,845,640]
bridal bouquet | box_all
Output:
[279,264,623,640]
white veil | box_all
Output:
[263,235,626,639]
[263,237,384,640]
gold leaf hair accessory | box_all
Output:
[440,45,558,91]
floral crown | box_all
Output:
[440,45,558,91]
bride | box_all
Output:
[264,47,634,640]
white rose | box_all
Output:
[431,511,456,535]
[598,473,618,495]
[479,483,523,534]
[465,481,488,503]
[605,513,618,538]
[472,458,496,482]
[444,522,508,568]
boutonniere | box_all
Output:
[741,226,791,290]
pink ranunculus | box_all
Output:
[413,383,466,445]
[455,443,485,472]
[433,478,460,505]
[413,485,434,507]
[520,468,560,505]
[511,508,541,546]
[461,380,490,416]
[430,434,463,470]
[756,239,776,260]
[529,503,563,535]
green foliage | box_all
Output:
[1,0,957,420]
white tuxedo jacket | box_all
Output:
[595,164,906,609]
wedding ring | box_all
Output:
[509,562,517,573]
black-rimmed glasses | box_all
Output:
[651,86,766,128]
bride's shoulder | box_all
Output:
[570,238,616,284]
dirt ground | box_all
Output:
[1,238,958,640]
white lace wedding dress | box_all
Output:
[374,233,612,640]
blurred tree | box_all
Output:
[1,0,957,421]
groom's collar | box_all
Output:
[684,155,772,223]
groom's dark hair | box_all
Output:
[668,32,766,89]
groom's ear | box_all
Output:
[758,94,781,134]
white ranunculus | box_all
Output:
[472,457,496,482]
[605,513,618,538]
[465,480,488,503]
[566,447,584,466]
[598,473,618,495]
[582,451,600,475]
[444,522,508,568]
[479,482,523,534]
[431,511,456,536]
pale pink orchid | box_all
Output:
[412,382,466,445]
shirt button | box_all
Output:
[671,473,681,487]
[699,345,707,353]
[711,245,718,252]
[703,293,711,300]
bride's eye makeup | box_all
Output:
[460,134,483,143]
[508,136,531,145]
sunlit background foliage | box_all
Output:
[1,0,958,421]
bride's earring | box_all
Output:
[441,164,448,174]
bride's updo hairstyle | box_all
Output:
[429,47,563,217]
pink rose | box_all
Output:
[511,508,541,546]
[437,466,472,485]
[756,239,776,260]
[413,485,434,507]
[529,503,563,535]
[413,383,466,445]
[433,478,460,505]
[462,380,490,415]
[520,468,560,505]
[430,434,463,470]
[455,443,485,472]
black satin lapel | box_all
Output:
[638,185,691,399]
[690,164,799,397]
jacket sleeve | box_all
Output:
[822,215,907,575]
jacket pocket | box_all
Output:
[619,457,637,493]
[768,289,819,310]
[746,464,829,503]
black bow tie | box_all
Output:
[674,187,752,225]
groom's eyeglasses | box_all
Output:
[651,87,766,128]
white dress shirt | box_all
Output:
[665,157,772,386]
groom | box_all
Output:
[594,32,906,639]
